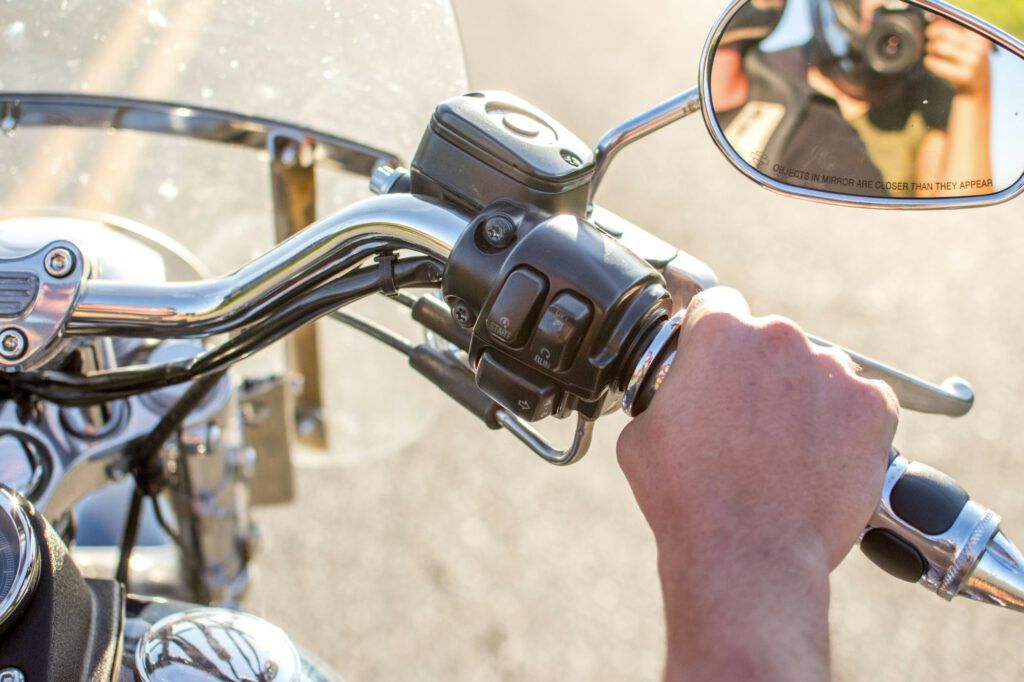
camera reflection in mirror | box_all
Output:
[710,0,1024,200]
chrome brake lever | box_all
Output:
[623,311,975,419]
[807,336,974,417]
[590,207,972,418]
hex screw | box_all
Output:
[481,215,517,249]
[450,301,476,328]
[0,668,26,682]
[0,329,26,360]
[44,247,75,278]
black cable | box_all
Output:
[150,495,189,554]
[124,370,227,474]
[115,485,144,590]
[391,292,418,308]
[328,310,414,355]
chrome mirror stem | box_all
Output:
[589,87,701,210]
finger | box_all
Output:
[860,378,901,447]
[678,286,752,348]
[923,55,969,83]
[684,286,750,319]
[926,38,972,62]
[813,344,862,379]
[927,20,991,52]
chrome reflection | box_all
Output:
[135,608,302,682]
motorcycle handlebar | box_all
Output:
[65,194,470,338]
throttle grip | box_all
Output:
[621,314,1024,613]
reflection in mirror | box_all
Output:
[709,0,1024,200]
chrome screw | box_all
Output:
[0,667,26,682]
[44,247,75,278]
[0,329,26,360]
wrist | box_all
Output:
[657,534,832,682]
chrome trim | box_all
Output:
[67,194,469,337]
[866,455,1003,599]
[0,93,399,177]
[622,311,684,417]
[938,509,1001,600]
[0,240,89,372]
[698,0,1024,210]
[495,411,595,466]
[589,88,701,207]
[135,608,302,682]
[959,531,1024,612]
[0,487,40,634]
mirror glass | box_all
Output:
[707,0,1024,201]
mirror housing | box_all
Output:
[700,0,1024,209]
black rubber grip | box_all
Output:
[889,462,969,536]
[409,345,501,429]
[860,528,928,582]
[412,296,472,351]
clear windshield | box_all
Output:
[0,0,468,272]
[0,0,468,458]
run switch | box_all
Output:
[529,292,592,371]
[484,268,548,347]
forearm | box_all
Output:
[658,538,832,682]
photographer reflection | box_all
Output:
[712,0,995,198]
[808,0,993,197]
[711,0,887,196]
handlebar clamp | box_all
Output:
[0,240,88,373]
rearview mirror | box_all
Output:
[700,0,1024,208]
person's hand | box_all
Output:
[616,287,899,681]
[924,18,992,96]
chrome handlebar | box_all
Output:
[65,194,470,338]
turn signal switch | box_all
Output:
[622,311,1024,613]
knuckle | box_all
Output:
[851,378,900,426]
[687,309,748,342]
[814,346,857,377]
[754,315,808,352]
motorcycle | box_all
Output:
[0,0,1022,678]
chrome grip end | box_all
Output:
[863,453,1024,613]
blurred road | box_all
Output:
[246,2,1024,681]
[3,0,1024,680]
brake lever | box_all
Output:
[807,335,974,417]
[593,204,973,418]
